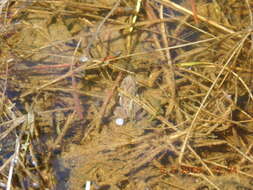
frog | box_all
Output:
[113,75,142,125]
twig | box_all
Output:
[6,137,20,190]
[50,111,76,151]
[70,39,84,120]
[0,115,26,141]
[159,4,180,121]
[129,0,142,33]
[144,1,164,58]
[187,145,214,176]
[226,142,253,163]
[45,111,76,164]
[238,143,253,165]
[96,72,124,129]
[159,4,172,65]
[85,0,121,56]
[0,63,8,111]
[0,155,12,172]
[126,0,142,52]
[188,0,198,24]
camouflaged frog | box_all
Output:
[113,75,141,125]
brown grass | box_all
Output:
[0,0,253,189]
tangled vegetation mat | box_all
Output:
[0,0,253,189]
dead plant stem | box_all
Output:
[85,0,121,56]
[187,145,214,176]
[144,1,164,58]
[96,72,123,130]
[6,138,20,190]
[188,0,198,24]
[50,111,76,151]
[71,39,84,120]
[0,63,8,112]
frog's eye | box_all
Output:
[115,118,124,126]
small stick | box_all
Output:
[6,138,20,190]
[49,111,76,151]
[0,63,8,111]
[188,0,198,24]
[21,63,73,70]
[70,39,84,120]
[188,145,214,176]
[85,0,121,56]
[96,72,124,129]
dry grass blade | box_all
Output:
[85,0,121,56]
[6,138,20,190]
